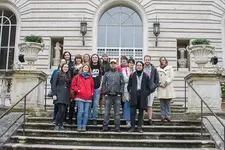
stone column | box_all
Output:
[185,73,222,113]
[10,70,48,110]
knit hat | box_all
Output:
[102,53,108,57]
[136,61,144,67]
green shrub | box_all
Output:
[191,39,210,45]
[221,82,225,99]
[24,35,43,43]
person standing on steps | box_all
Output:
[50,58,66,124]
[144,55,159,125]
[101,59,125,132]
[127,61,151,133]
[62,51,73,122]
[122,58,135,127]
[71,64,94,132]
[52,63,71,130]
[100,53,111,115]
[157,56,175,122]
[69,54,83,124]
[89,54,102,125]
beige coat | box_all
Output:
[157,65,175,99]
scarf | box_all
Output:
[82,72,90,79]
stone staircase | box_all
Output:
[3,100,219,150]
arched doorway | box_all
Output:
[97,6,143,63]
[0,9,17,70]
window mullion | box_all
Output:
[0,10,4,49]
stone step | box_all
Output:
[46,109,186,113]
[24,123,206,133]
[46,107,186,112]
[27,117,202,126]
[9,136,215,148]
[16,129,211,140]
[3,143,219,150]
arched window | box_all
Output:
[97,6,143,63]
[0,9,17,70]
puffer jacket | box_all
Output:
[102,69,125,95]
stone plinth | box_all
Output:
[185,73,222,113]
[10,70,48,110]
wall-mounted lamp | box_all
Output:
[153,17,160,47]
[80,17,87,46]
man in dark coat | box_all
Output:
[127,61,151,133]
[101,59,125,132]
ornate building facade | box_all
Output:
[0,0,225,102]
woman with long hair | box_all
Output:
[52,63,71,130]
[71,64,94,132]
[68,54,83,124]
[157,56,175,122]
[83,53,91,65]
[89,54,102,125]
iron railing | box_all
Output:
[0,78,47,137]
[184,77,225,149]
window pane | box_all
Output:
[132,13,142,26]
[10,26,16,46]
[135,27,143,47]
[8,48,14,69]
[0,10,2,24]
[1,26,9,46]
[121,14,133,25]
[98,26,106,47]
[107,13,120,25]
[121,26,133,47]
[107,26,120,47]
[99,13,110,25]
[0,48,7,69]
[10,14,16,24]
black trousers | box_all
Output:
[69,100,76,122]
[55,103,67,126]
[130,94,144,128]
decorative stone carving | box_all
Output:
[18,42,44,70]
[53,42,62,66]
[178,48,187,68]
[187,45,215,72]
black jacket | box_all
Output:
[127,72,151,110]
[149,65,159,93]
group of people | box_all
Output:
[50,51,175,132]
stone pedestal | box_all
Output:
[10,70,48,110]
[185,73,222,113]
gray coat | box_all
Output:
[102,70,125,95]
[52,71,71,105]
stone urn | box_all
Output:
[187,44,215,72]
[18,42,44,69]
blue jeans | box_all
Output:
[123,101,130,121]
[77,101,91,129]
[89,88,100,120]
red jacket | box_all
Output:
[71,74,94,101]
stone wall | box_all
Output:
[0,0,225,99]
